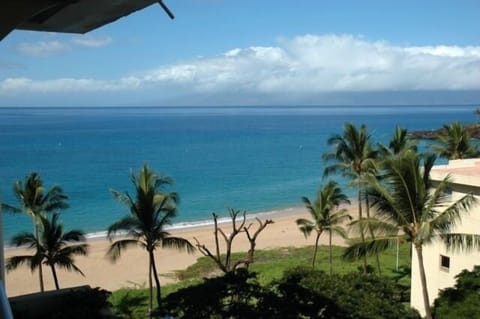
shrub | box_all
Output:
[433,265,480,319]
[162,267,420,319]
[261,267,420,319]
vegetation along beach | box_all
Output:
[2,105,480,318]
[1,3,479,317]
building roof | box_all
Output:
[431,159,480,188]
[0,0,173,41]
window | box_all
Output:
[440,255,450,271]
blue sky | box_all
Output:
[0,0,479,107]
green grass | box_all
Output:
[109,243,411,317]
[176,243,411,285]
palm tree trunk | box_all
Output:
[312,232,321,270]
[50,264,59,290]
[34,223,45,292]
[357,186,368,273]
[149,250,162,312]
[365,195,382,275]
[415,244,432,319]
[329,231,333,275]
[148,258,153,318]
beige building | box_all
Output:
[410,158,480,316]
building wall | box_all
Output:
[410,186,480,316]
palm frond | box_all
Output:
[53,257,86,276]
[366,159,415,227]
[59,244,89,257]
[1,203,22,214]
[61,230,86,243]
[323,162,352,178]
[330,225,348,239]
[343,236,399,260]
[153,174,174,189]
[155,200,177,229]
[301,196,316,216]
[330,208,352,224]
[106,239,140,262]
[424,176,451,214]
[296,218,315,238]
[111,189,136,209]
[41,185,69,212]
[349,217,399,237]
[441,233,480,252]
[161,236,195,253]
[429,193,477,236]
[10,232,37,248]
[107,216,139,238]
[30,251,45,271]
[422,153,436,189]
[6,255,35,272]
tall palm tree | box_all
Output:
[344,150,476,319]
[297,181,351,273]
[3,173,68,292]
[323,122,377,272]
[430,121,479,160]
[107,164,195,316]
[6,213,87,290]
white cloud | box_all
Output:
[0,77,132,93]
[16,40,69,57]
[4,34,480,100]
[404,45,480,57]
[71,35,113,48]
[16,35,112,57]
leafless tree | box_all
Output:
[194,208,273,273]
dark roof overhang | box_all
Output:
[0,0,173,41]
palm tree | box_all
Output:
[377,126,417,157]
[344,150,476,319]
[323,122,377,272]
[430,121,479,160]
[6,213,87,290]
[107,164,195,316]
[297,181,351,273]
[3,173,68,292]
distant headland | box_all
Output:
[409,123,480,140]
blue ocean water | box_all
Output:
[0,105,476,240]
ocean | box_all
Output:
[0,105,476,240]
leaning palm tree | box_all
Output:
[323,122,377,272]
[344,150,476,319]
[107,164,195,316]
[297,181,351,273]
[430,121,479,160]
[3,173,68,292]
[6,213,87,290]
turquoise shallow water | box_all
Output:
[0,105,475,240]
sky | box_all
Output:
[0,0,479,107]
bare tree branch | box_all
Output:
[194,209,273,273]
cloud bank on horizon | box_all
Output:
[1,34,479,106]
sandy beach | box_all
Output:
[4,206,354,297]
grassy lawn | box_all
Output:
[109,243,411,317]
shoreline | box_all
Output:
[3,205,311,249]
[4,203,357,297]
